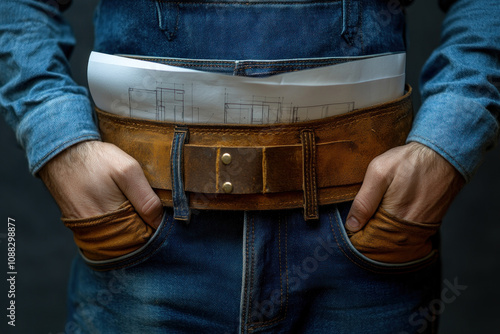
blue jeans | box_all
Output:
[66,204,440,333]
[65,0,440,333]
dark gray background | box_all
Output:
[1,1,499,333]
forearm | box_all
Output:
[0,0,100,175]
[408,0,500,181]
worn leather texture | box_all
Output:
[349,207,440,263]
[62,201,154,261]
[96,86,414,211]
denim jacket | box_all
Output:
[0,0,498,182]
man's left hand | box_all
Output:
[346,142,465,232]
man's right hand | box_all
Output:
[39,140,163,229]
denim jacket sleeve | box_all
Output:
[0,0,100,175]
[407,0,500,182]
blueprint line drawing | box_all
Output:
[291,101,355,122]
[129,82,205,123]
[88,51,406,124]
[223,92,355,124]
[127,84,355,124]
[129,83,187,121]
[223,94,284,124]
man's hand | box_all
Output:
[39,140,163,229]
[346,142,465,232]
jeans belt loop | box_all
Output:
[341,0,360,45]
[155,1,180,41]
[300,129,319,221]
[171,126,191,222]
[95,85,414,211]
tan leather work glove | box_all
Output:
[345,142,465,263]
[39,140,163,260]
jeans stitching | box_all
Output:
[329,210,381,273]
[241,215,255,333]
[277,216,283,313]
[329,209,438,274]
[151,0,341,5]
[360,0,364,53]
[241,216,251,334]
[248,214,289,330]
[130,60,354,74]
[234,60,351,69]
[89,214,176,271]
[248,217,256,326]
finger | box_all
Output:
[346,159,392,232]
[112,157,164,229]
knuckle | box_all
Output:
[141,194,162,219]
[114,158,141,180]
[368,157,391,182]
[352,196,374,219]
[368,158,384,174]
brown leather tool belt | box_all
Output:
[96,85,413,219]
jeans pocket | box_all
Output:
[62,201,175,271]
[331,204,439,274]
[349,207,440,264]
[62,201,154,261]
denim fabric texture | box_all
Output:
[0,0,498,333]
[65,1,441,333]
[0,0,100,174]
[67,204,441,333]
[407,0,500,181]
[0,0,498,178]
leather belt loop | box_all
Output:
[96,85,413,211]
[171,126,190,222]
[300,129,319,221]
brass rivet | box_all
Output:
[222,182,233,193]
[221,152,232,165]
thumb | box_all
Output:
[112,158,164,229]
[346,160,391,232]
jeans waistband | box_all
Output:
[123,54,379,76]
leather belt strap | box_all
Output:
[96,85,413,212]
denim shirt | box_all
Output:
[0,0,498,182]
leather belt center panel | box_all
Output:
[96,86,413,211]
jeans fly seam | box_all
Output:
[248,217,256,326]
[284,214,289,319]
[248,214,289,330]
[241,216,255,333]
[242,216,249,334]
[278,215,283,312]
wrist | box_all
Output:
[39,140,101,185]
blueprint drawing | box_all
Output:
[88,52,405,124]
